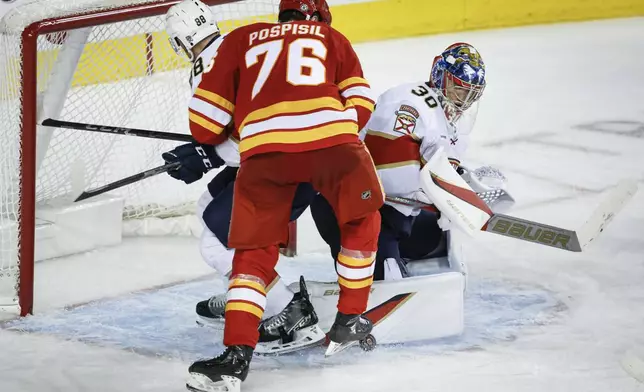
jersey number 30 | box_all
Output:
[245,38,327,100]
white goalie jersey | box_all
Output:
[362,81,470,216]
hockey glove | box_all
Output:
[460,165,516,213]
[411,189,433,206]
[162,142,225,184]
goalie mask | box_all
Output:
[430,43,486,124]
[166,0,221,62]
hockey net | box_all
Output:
[0,0,282,316]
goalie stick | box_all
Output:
[621,350,644,384]
[41,118,194,143]
[385,179,637,252]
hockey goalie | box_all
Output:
[303,42,516,346]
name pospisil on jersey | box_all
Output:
[186,21,375,163]
[249,23,325,45]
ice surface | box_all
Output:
[3,270,563,361]
[2,17,644,392]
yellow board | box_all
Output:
[63,0,644,88]
[4,0,644,96]
[331,0,644,43]
[62,13,276,87]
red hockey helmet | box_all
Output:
[279,0,317,21]
[313,0,332,25]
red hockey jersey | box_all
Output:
[188,21,374,161]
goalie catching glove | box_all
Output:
[162,142,225,184]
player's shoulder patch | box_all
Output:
[393,104,420,136]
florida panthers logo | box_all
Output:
[393,105,419,135]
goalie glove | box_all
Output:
[460,165,515,213]
[162,142,225,184]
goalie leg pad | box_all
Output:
[264,278,295,319]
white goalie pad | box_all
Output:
[305,270,465,344]
[420,147,492,236]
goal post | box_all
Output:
[0,0,286,316]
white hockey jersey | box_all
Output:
[362,81,470,216]
[188,34,241,167]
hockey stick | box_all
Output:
[385,179,637,252]
[621,350,644,384]
[41,118,194,143]
[74,162,180,202]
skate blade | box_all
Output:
[324,340,359,357]
[196,316,225,330]
[255,325,326,355]
[186,373,241,392]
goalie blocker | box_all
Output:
[420,146,493,236]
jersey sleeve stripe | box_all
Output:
[366,129,398,140]
[341,86,375,102]
[365,131,421,166]
[241,108,357,139]
[346,97,375,112]
[189,111,226,135]
[239,121,359,154]
[375,160,421,170]
[194,88,235,113]
[189,97,233,128]
[337,77,369,91]
[240,97,346,130]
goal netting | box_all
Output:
[0,0,279,315]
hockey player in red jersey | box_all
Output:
[165,0,382,390]
[162,0,332,336]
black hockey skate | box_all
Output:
[195,293,226,328]
[325,312,376,357]
[186,345,253,392]
[254,276,326,355]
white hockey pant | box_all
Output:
[197,190,294,318]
